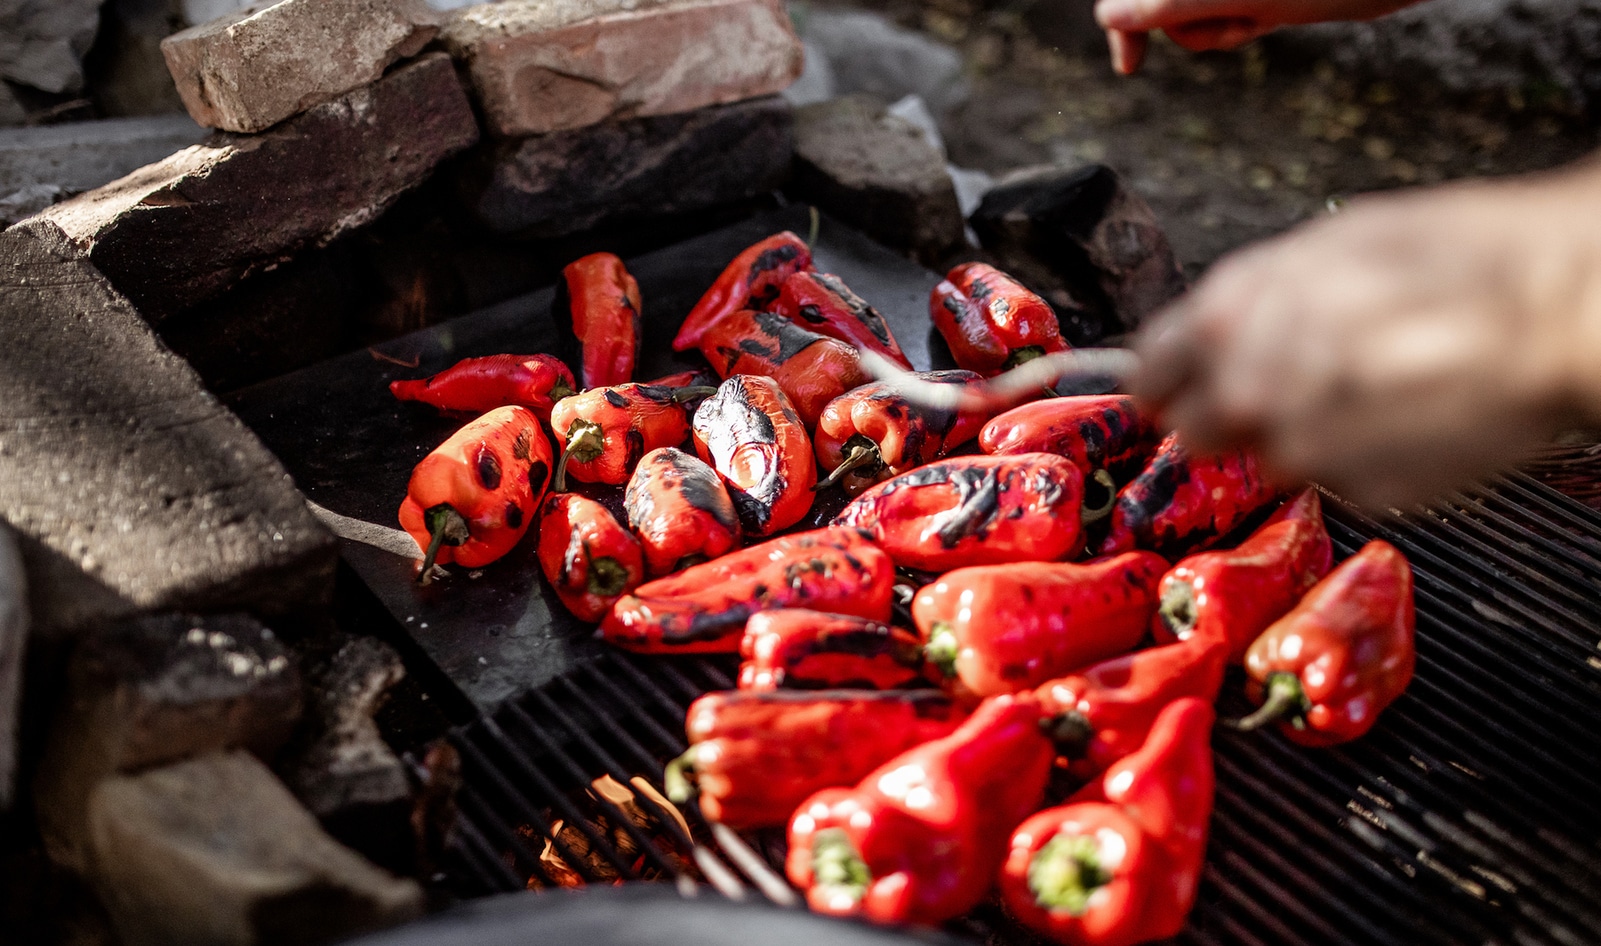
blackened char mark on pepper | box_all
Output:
[1030,467,1065,507]
[475,447,502,491]
[751,310,827,364]
[659,448,741,534]
[813,272,894,346]
[665,604,756,645]
[914,370,980,441]
[698,378,783,531]
[624,429,646,471]
[1077,418,1110,466]
[931,467,1005,549]
[512,429,533,461]
[745,244,807,309]
[634,384,678,404]
[942,293,973,325]
[528,459,550,497]
[1124,448,1190,542]
[505,502,524,530]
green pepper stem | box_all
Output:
[587,556,630,598]
[1081,469,1118,525]
[549,377,576,402]
[554,422,605,493]
[808,205,821,247]
[1228,671,1309,732]
[814,443,881,492]
[1040,711,1094,759]
[1156,578,1198,640]
[810,828,871,907]
[923,624,960,679]
[664,749,697,803]
[1028,830,1111,914]
[1004,346,1048,370]
[670,385,720,404]
[418,504,470,586]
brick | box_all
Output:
[0,115,207,226]
[27,52,479,322]
[441,0,803,138]
[0,0,103,95]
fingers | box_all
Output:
[1107,29,1149,75]
[1096,0,1255,32]
[1166,17,1269,50]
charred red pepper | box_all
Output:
[398,406,552,582]
[930,263,1067,375]
[536,492,645,622]
[698,309,872,428]
[390,354,575,419]
[979,395,1158,492]
[738,609,928,691]
[1000,698,1215,946]
[645,368,717,388]
[548,383,713,490]
[559,252,642,390]
[913,552,1168,699]
[786,693,1056,924]
[1154,488,1333,663]
[624,447,742,577]
[1099,433,1282,558]
[601,527,895,653]
[833,453,1085,572]
[672,232,814,351]
[774,271,913,369]
[1235,539,1415,746]
[691,375,817,536]
[813,370,990,496]
[666,689,966,829]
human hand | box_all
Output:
[1130,170,1601,509]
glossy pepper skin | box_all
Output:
[813,370,989,496]
[834,453,1085,572]
[398,406,553,580]
[536,492,645,622]
[774,271,913,369]
[1154,488,1333,663]
[786,693,1056,925]
[913,552,1168,700]
[738,609,929,691]
[601,527,895,653]
[1037,637,1227,779]
[666,690,965,829]
[624,447,742,577]
[548,383,709,489]
[698,309,871,427]
[390,354,575,420]
[672,231,813,351]
[1236,539,1415,747]
[691,375,817,536]
[979,396,1157,480]
[930,263,1067,375]
[560,252,642,390]
[1099,433,1282,558]
[1000,699,1215,946]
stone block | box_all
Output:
[27,52,479,322]
[35,613,302,871]
[0,0,104,95]
[162,0,440,134]
[457,95,793,237]
[441,0,803,137]
[0,115,208,226]
[88,751,423,946]
[0,523,24,810]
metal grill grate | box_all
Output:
[420,471,1601,945]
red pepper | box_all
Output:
[698,309,871,428]
[645,368,717,388]
[398,406,552,582]
[913,552,1168,699]
[536,492,645,622]
[833,453,1085,572]
[691,375,817,536]
[560,252,642,390]
[1099,433,1282,558]
[978,395,1157,480]
[999,698,1215,946]
[929,263,1067,375]
[389,354,575,420]
[786,693,1056,924]
[666,689,966,829]
[600,527,894,653]
[813,370,990,496]
[623,447,742,577]
[1234,539,1415,746]
[774,271,913,369]
[738,609,929,691]
[672,232,814,352]
[548,383,713,490]
[1036,637,1227,779]
[1154,488,1333,663]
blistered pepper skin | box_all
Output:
[624,447,742,577]
[930,263,1067,375]
[672,232,813,351]
[813,371,990,496]
[775,271,913,369]
[560,252,642,389]
[738,609,929,691]
[536,492,645,622]
[390,354,575,420]
[1099,433,1282,558]
[549,383,701,488]
[979,396,1157,479]
[698,309,871,427]
[692,375,817,536]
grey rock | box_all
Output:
[0,115,208,226]
[0,82,24,126]
[783,39,837,107]
[179,0,255,24]
[0,0,104,95]
[800,8,968,112]
[0,522,25,810]
[87,751,423,946]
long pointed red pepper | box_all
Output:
[812,370,990,496]
[560,252,642,389]
[389,354,575,419]
[672,231,813,351]
[1099,433,1282,558]
[691,374,816,536]
[774,271,913,369]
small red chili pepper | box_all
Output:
[672,231,814,352]
[698,309,871,428]
[738,609,929,691]
[398,406,553,582]
[833,453,1085,572]
[1154,488,1333,663]
[601,527,895,653]
[1000,698,1215,946]
[774,271,913,369]
[1099,433,1282,558]
[559,252,642,390]
[930,263,1067,375]
[813,370,990,496]
[536,492,646,622]
[786,692,1057,925]
[1234,539,1415,746]
[665,689,966,829]
[913,552,1168,700]
[691,375,817,536]
[548,383,714,490]
[389,354,576,419]
[624,447,742,577]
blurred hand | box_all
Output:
[1095,0,1418,73]
[1131,169,1601,509]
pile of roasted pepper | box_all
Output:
[389,236,1418,944]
